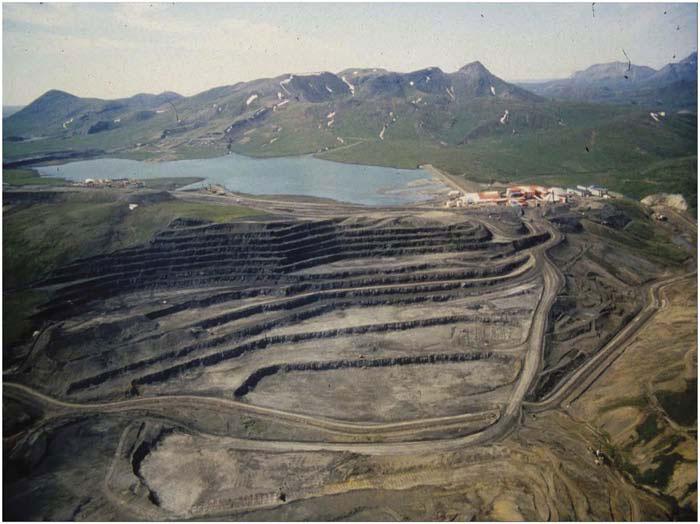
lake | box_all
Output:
[35,154,449,206]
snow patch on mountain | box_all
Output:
[499,109,510,125]
[341,76,355,95]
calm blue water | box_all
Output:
[36,154,447,206]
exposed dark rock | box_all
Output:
[598,204,632,229]
[88,120,119,134]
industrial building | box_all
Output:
[444,180,612,209]
[444,184,588,208]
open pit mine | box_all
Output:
[3,185,697,521]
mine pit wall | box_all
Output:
[49,315,158,360]
[49,254,527,364]
[528,229,651,401]
[46,220,490,280]
[42,269,543,396]
[41,217,494,282]
[43,272,538,397]
[46,268,536,384]
[199,258,530,326]
[25,214,550,402]
[144,266,535,324]
[67,311,523,396]
[129,424,175,507]
[35,217,547,321]
[532,301,643,399]
[43,232,499,287]
[103,421,180,519]
[233,351,514,397]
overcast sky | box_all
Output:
[3,2,697,105]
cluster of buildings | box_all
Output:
[77,178,145,189]
[444,184,609,208]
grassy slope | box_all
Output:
[4,193,259,288]
[318,111,696,208]
[570,276,697,518]
[2,168,67,186]
[3,192,259,346]
[3,170,203,190]
[3,290,52,354]
[2,110,174,159]
[581,199,691,266]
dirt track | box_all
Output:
[524,271,696,413]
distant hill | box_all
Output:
[519,53,697,110]
[2,105,25,119]
[4,90,182,139]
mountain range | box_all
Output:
[4,54,695,152]
[519,53,697,109]
[3,55,697,210]
[4,60,542,143]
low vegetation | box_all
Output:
[582,200,690,266]
[318,111,697,211]
[4,192,259,289]
[3,290,50,351]
[3,192,259,346]
[636,413,661,444]
[657,380,698,427]
[2,168,67,186]
[4,60,695,210]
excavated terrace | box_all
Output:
[17,211,547,427]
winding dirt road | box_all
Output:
[524,271,696,413]
[3,381,499,438]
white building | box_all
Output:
[588,185,608,197]
[463,193,481,205]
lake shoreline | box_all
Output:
[33,153,451,207]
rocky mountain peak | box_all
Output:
[458,61,491,78]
